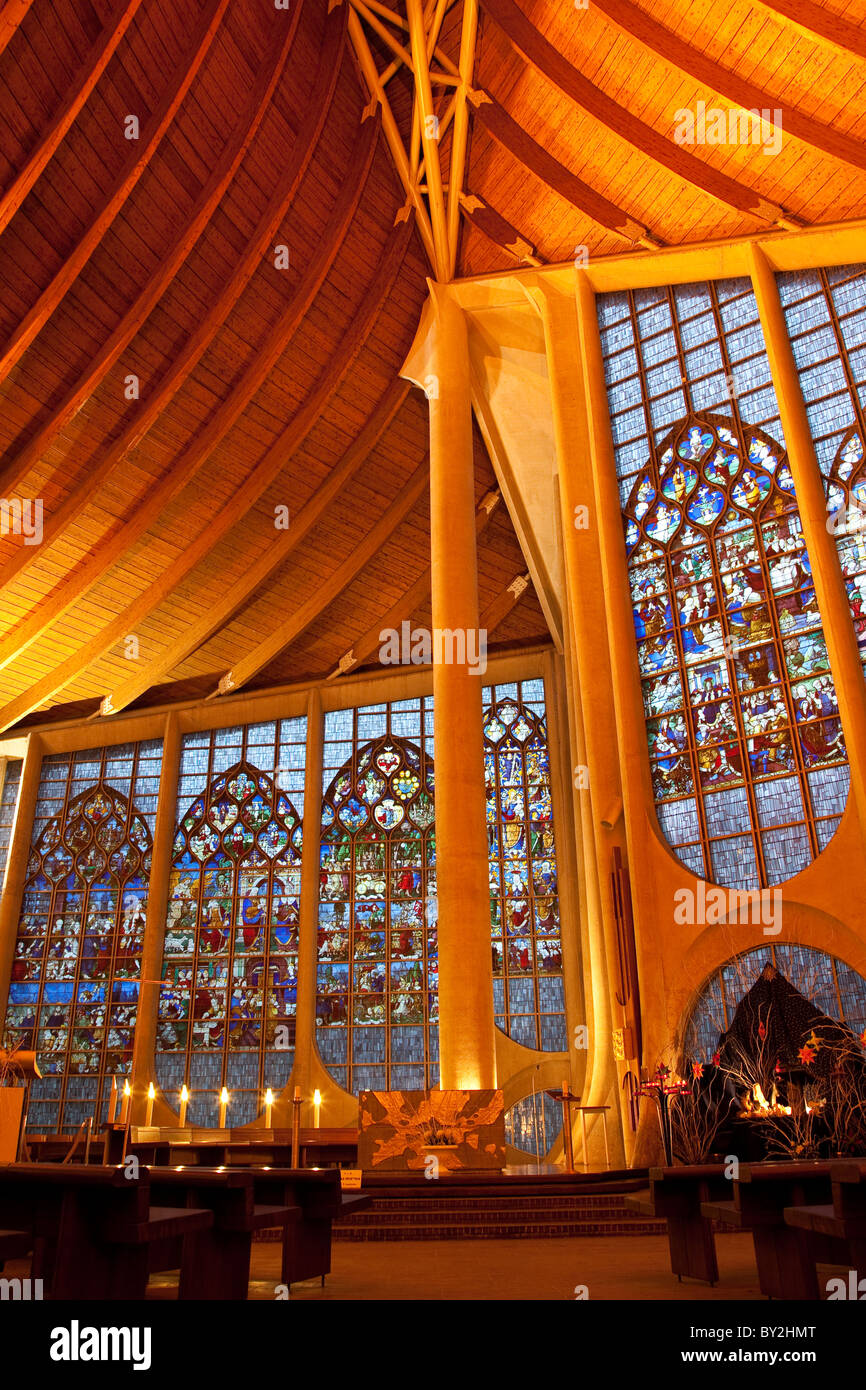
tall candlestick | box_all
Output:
[119,1079,131,1125]
[293,1085,301,1101]
[179,1084,189,1128]
[264,1088,274,1128]
[562,1078,570,1098]
[145,1082,155,1127]
[313,1088,321,1129]
[219,1086,229,1129]
[107,1076,118,1124]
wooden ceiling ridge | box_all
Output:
[478,0,801,228]
[0,198,414,733]
[0,86,378,682]
[0,0,232,384]
[97,366,412,715]
[0,0,33,62]
[754,0,866,61]
[591,0,866,173]
[0,5,348,598]
[0,2,301,502]
[327,486,501,678]
[0,0,147,238]
[208,456,430,700]
[469,94,662,247]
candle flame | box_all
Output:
[180,1084,189,1102]
[220,1087,229,1104]
[313,1089,321,1106]
[147,1082,155,1099]
[265,1088,274,1105]
[122,1079,131,1097]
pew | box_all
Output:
[0,1229,31,1264]
[144,1166,299,1299]
[0,1164,212,1299]
[244,1168,371,1286]
[784,1159,866,1285]
[626,1165,731,1285]
[702,1161,846,1299]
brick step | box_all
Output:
[341,1203,641,1223]
[347,1196,642,1213]
[334,1217,667,1242]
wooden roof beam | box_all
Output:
[470,92,662,247]
[0,0,145,238]
[99,379,410,714]
[407,0,450,279]
[0,207,412,732]
[446,0,478,278]
[478,0,798,228]
[0,0,230,384]
[0,7,299,499]
[0,5,346,590]
[327,488,501,678]
[0,96,377,677]
[0,0,34,62]
[210,462,431,700]
[591,0,866,174]
[755,0,866,61]
[480,570,531,634]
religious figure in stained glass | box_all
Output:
[826,428,866,674]
[6,783,152,1129]
[625,413,848,886]
[316,734,437,1093]
[154,760,302,1121]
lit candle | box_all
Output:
[219,1086,229,1129]
[265,1088,274,1128]
[107,1076,118,1124]
[179,1084,189,1128]
[313,1089,321,1129]
[119,1079,131,1125]
[145,1082,155,1127]
[293,1085,301,1102]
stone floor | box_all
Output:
[144,1231,764,1301]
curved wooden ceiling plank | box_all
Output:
[209,459,430,700]
[0,0,231,385]
[0,0,34,62]
[0,4,347,593]
[0,4,300,499]
[327,487,500,678]
[0,0,147,238]
[754,0,866,60]
[103,376,411,712]
[0,96,376,683]
[470,94,661,247]
[478,0,791,224]
[0,118,392,724]
[591,0,866,173]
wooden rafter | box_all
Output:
[457,192,541,265]
[100,379,410,714]
[470,92,661,247]
[406,0,449,278]
[0,207,412,732]
[0,6,347,592]
[754,0,866,60]
[0,0,33,61]
[327,488,501,677]
[591,0,866,173]
[480,570,530,633]
[0,0,145,238]
[0,0,230,386]
[210,462,430,699]
[0,8,299,501]
[479,0,799,227]
[0,95,377,678]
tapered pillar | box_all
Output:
[750,243,866,827]
[0,734,41,1039]
[403,282,496,1089]
[292,687,324,1115]
[131,713,181,1121]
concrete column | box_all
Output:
[0,734,41,1038]
[292,686,325,1122]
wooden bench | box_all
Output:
[144,1166,299,1299]
[784,1160,866,1288]
[702,1161,845,1299]
[0,1163,212,1299]
[626,1165,732,1285]
[0,1229,31,1264]
[243,1168,371,1287]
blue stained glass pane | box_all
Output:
[761,823,811,884]
[709,837,759,889]
[703,786,749,837]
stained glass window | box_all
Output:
[0,759,22,891]
[777,265,866,676]
[685,944,866,1060]
[483,679,567,1051]
[317,699,438,1093]
[5,742,163,1134]
[154,719,306,1127]
[599,280,850,886]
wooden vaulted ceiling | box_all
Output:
[0,0,863,731]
